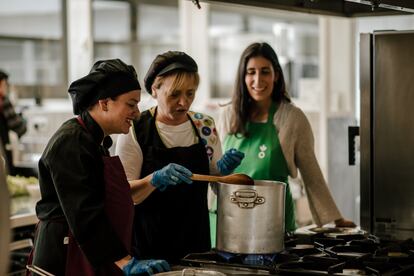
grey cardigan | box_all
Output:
[217,100,342,226]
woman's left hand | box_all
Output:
[217,148,245,175]
[335,218,356,228]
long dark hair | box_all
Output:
[230,42,290,136]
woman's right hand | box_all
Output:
[118,256,170,275]
[151,163,192,191]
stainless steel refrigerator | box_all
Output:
[360,30,414,240]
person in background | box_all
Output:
[30,59,169,275]
[217,42,355,233]
[116,51,244,263]
[0,70,27,175]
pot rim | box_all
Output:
[218,179,286,187]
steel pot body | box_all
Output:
[216,180,286,254]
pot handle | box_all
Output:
[230,189,265,209]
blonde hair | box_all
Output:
[152,71,199,94]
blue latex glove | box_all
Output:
[122,258,170,276]
[151,163,192,191]
[217,148,245,175]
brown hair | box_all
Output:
[0,70,9,82]
[230,42,291,136]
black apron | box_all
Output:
[132,109,211,263]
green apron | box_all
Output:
[210,103,296,246]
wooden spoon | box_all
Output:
[191,173,254,186]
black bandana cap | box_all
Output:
[144,51,197,94]
[68,59,141,115]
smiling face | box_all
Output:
[152,72,198,125]
[105,89,141,134]
[244,56,278,105]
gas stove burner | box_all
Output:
[243,254,277,266]
[314,237,347,248]
[177,234,414,276]
[182,249,299,267]
[295,224,369,243]
[325,233,367,241]
[365,261,405,275]
[179,249,301,275]
[215,250,277,266]
[276,254,414,275]
[302,253,343,264]
[276,259,343,275]
[325,244,375,260]
[373,239,414,265]
[284,244,321,257]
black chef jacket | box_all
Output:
[33,111,127,275]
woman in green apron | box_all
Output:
[223,102,296,232]
[214,43,355,242]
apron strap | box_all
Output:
[76,116,87,130]
[266,102,277,124]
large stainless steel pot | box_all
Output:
[216,180,286,254]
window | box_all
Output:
[93,0,131,62]
[93,0,180,105]
[208,4,319,99]
[136,0,180,81]
[0,0,65,99]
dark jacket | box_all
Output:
[0,96,26,174]
[32,111,126,275]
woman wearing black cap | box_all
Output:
[116,51,244,263]
[30,59,169,275]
